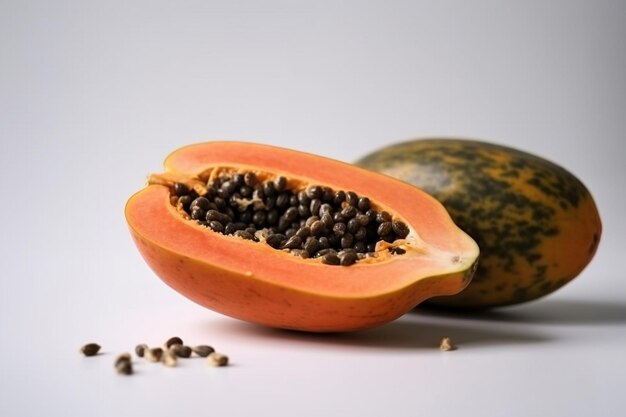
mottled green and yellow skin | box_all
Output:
[357,139,602,309]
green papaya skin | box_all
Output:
[357,139,601,309]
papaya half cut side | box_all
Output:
[125,142,479,332]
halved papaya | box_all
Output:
[125,142,479,332]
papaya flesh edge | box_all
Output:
[125,141,479,332]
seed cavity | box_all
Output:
[170,170,412,266]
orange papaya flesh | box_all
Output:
[125,142,479,332]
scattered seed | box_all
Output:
[208,352,229,367]
[135,344,148,358]
[439,337,456,351]
[80,343,101,357]
[145,347,164,362]
[165,336,184,348]
[170,344,193,358]
[115,353,132,367]
[162,350,178,367]
[116,360,133,375]
[192,345,215,357]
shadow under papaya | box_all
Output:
[207,313,551,350]
[414,298,626,326]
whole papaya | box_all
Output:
[357,138,601,309]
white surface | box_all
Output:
[1,1,625,416]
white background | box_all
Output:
[1,1,625,416]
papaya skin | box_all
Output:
[125,142,479,332]
[357,138,602,309]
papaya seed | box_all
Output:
[161,350,178,367]
[172,170,413,266]
[80,343,101,357]
[135,343,148,358]
[439,337,456,351]
[170,344,193,358]
[207,352,229,367]
[145,347,163,362]
[192,345,215,357]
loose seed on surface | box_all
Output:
[80,343,101,357]
[135,344,148,358]
[170,344,193,358]
[439,337,456,351]
[115,360,133,375]
[145,347,164,362]
[208,352,229,367]
[192,345,215,357]
[162,350,178,367]
[165,336,184,348]
[115,353,132,367]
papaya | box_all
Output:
[125,141,479,332]
[356,138,602,309]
